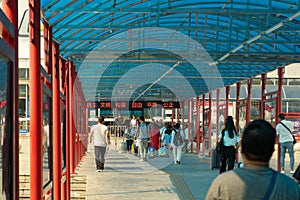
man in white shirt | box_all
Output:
[171,123,185,164]
[276,113,295,174]
[90,116,110,172]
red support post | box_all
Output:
[2,1,19,199]
[246,79,252,124]
[181,101,184,130]
[197,96,201,154]
[201,94,205,154]
[225,86,230,117]
[235,82,240,131]
[69,62,76,173]
[216,89,220,146]
[52,42,62,199]
[188,99,193,153]
[86,107,89,151]
[65,62,71,200]
[260,74,267,120]
[277,67,285,171]
[29,0,43,199]
[208,92,212,156]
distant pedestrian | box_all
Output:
[218,116,240,174]
[90,116,110,172]
[276,113,295,174]
[130,115,137,129]
[206,119,300,200]
[171,123,185,164]
[136,116,149,162]
[149,120,160,156]
[161,124,172,156]
[115,114,124,126]
[183,124,189,153]
[124,125,135,154]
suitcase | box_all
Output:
[211,148,220,170]
[134,144,138,156]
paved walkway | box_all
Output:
[74,141,300,200]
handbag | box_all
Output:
[216,131,225,156]
[280,122,297,144]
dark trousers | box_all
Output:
[126,139,133,152]
[220,146,236,174]
[94,146,106,170]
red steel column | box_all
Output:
[260,74,266,119]
[2,1,19,199]
[246,79,252,124]
[277,67,284,171]
[65,62,71,200]
[235,82,240,131]
[197,96,201,154]
[181,101,184,130]
[216,89,220,146]
[29,0,43,199]
[225,86,230,116]
[208,92,212,156]
[53,42,62,199]
[86,106,89,151]
[201,94,205,154]
[188,99,193,153]
[69,62,76,173]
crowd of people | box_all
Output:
[90,113,300,199]
[90,114,189,170]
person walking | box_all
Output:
[276,113,295,174]
[218,116,240,174]
[206,119,300,200]
[124,125,135,154]
[90,116,110,172]
[171,123,185,164]
[161,123,172,157]
[136,116,149,162]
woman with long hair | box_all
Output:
[219,116,240,173]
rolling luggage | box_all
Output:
[211,148,220,170]
[133,143,138,156]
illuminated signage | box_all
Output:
[131,101,143,109]
[86,101,180,109]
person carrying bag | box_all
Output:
[218,116,240,174]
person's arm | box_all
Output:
[106,129,111,145]
[90,131,93,143]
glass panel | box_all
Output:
[19,68,27,79]
[42,93,51,184]
[19,84,26,97]
[0,54,8,199]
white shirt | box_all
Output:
[91,123,108,147]
[276,120,294,143]
[130,119,137,128]
[218,130,240,146]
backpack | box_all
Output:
[173,129,183,146]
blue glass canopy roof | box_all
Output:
[41,0,300,102]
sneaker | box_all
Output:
[174,161,177,164]
[290,170,295,174]
[96,169,101,172]
[176,161,181,164]
[280,170,285,174]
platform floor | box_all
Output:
[74,142,299,200]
